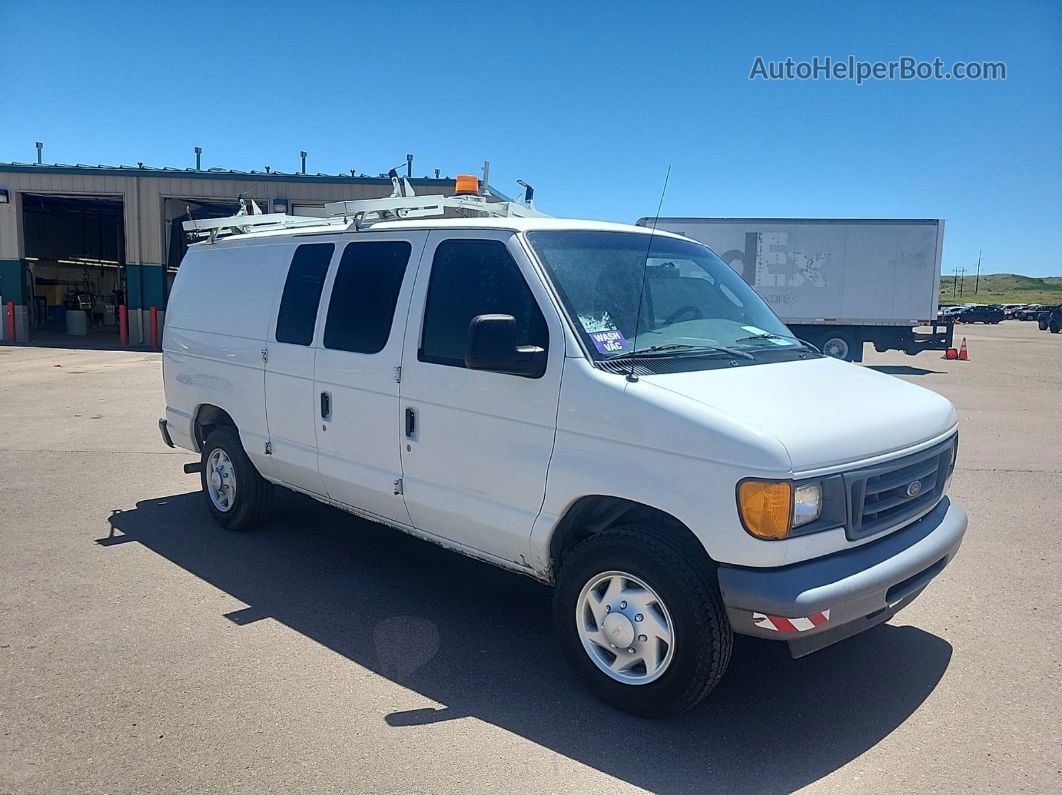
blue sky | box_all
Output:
[1,1,1059,275]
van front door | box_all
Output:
[399,231,563,564]
[314,234,425,524]
[264,241,335,496]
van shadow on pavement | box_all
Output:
[866,364,945,376]
[104,491,952,794]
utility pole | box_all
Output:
[958,267,966,297]
[974,250,982,295]
[952,267,959,297]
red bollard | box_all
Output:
[5,300,14,343]
[119,305,128,347]
[150,305,159,349]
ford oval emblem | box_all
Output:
[906,480,923,497]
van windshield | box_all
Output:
[527,230,805,361]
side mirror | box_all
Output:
[465,314,546,377]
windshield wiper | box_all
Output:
[733,332,816,352]
[609,343,753,361]
[733,332,795,344]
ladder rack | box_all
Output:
[183,194,549,242]
[324,193,548,223]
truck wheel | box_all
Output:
[818,332,856,361]
[554,527,732,717]
[1038,318,1049,330]
[1050,320,1060,334]
[200,427,273,530]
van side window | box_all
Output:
[275,243,335,345]
[324,241,412,354]
[419,239,548,368]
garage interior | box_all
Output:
[0,160,469,346]
[21,193,126,343]
[163,197,240,295]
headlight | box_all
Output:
[737,479,824,540]
[793,482,823,527]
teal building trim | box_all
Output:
[125,264,166,310]
[0,258,26,305]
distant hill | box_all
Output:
[939,273,1062,304]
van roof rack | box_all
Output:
[183,178,548,242]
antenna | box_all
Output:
[626,164,672,382]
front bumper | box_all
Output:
[717,497,967,656]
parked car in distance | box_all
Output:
[956,304,1004,324]
[1017,304,1044,321]
[159,196,968,717]
[1002,304,1024,319]
[1038,304,1061,332]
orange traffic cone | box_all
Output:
[957,337,969,361]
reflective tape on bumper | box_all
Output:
[752,609,831,633]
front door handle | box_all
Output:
[405,407,416,438]
[320,391,331,419]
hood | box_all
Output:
[640,357,957,472]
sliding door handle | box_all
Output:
[405,407,416,438]
[320,391,331,419]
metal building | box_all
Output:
[0,161,463,344]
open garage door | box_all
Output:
[164,198,241,272]
[21,193,125,338]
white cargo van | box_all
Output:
[159,191,967,717]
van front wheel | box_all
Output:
[200,427,273,530]
[554,527,732,717]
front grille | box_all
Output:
[844,436,956,541]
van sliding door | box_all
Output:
[314,233,426,524]
[263,242,335,496]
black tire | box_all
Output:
[1050,321,1060,334]
[817,331,857,361]
[554,527,732,718]
[1038,318,1048,330]
[200,427,273,530]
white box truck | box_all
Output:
[637,218,952,361]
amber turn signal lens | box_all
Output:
[738,480,793,540]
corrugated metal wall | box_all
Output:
[0,168,456,264]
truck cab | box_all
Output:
[159,191,967,717]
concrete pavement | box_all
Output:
[1,322,1059,793]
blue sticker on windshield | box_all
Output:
[589,329,629,354]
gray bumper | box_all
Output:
[718,497,967,655]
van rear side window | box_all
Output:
[324,241,412,354]
[275,243,335,345]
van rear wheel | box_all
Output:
[200,427,273,530]
[554,527,732,717]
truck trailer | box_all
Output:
[637,217,952,361]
